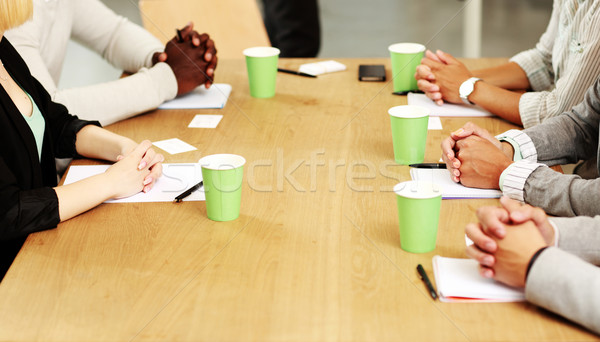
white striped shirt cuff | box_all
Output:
[496,129,538,161]
[500,160,545,202]
[510,50,552,91]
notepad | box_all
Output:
[410,168,501,199]
[63,163,205,203]
[298,60,346,76]
[432,256,525,302]
[158,83,232,109]
[407,93,493,117]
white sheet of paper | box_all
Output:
[63,164,205,203]
[298,60,346,76]
[410,168,502,199]
[188,115,223,128]
[153,138,197,155]
[428,116,442,130]
[158,83,232,109]
[433,256,525,302]
[408,92,493,117]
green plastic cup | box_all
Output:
[243,47,280,98]
[388,43,425,93]
[394,181,442,253]
[198,154,246,221]
[388,105,430,165]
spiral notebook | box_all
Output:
[432,256,525,302]
[410,168,502,199]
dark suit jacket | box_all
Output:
[0,37,99,280]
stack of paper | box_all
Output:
[407,93,493,117]
[432,256,525,302]
[410,168,501,199]
[158,83,232,109]
[63,163,205,203]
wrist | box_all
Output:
[459,77,481,105]
[500,141,515,160]
[119,139,138,160]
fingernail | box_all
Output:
[144,185,151,193]
[138,161,147,170]
[483,269,493,278]
[485,242,495,251]
[453,161,460,168]
[483,256,493,266]
[206,53,212,61]
[453,169,460,177]
[452,128,464,136]
[143,177,153,185]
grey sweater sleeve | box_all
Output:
[520,79,600,216]
[525,216,600,334]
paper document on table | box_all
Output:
[408,92,493,117]
[63,164,205,203]
[428,116,442,130]
[433,256,525,302]
[410,168,501,199]
[158,83,232,109]
[298,60,346,76]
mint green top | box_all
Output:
[22,92,45,162]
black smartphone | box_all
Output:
[358,64,386,81]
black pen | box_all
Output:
[392,90,424,95]
[409,163,447,169]
[174,181,203,203]
[277,68,317,78]
[417,264,437,300]
[176,28,184,42]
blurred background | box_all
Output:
[60,0,552,89]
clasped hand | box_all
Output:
[440,122,513,189]
[465,197,554,288]
[415,49,473,105]
[105,140,164,199]
[152,22,218,95]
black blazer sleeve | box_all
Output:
[0,37,101,240]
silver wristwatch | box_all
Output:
[459,77,481,105]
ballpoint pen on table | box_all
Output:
[277,68,317,78]
[417,264,438,300]
[174,181,203,203]
[409,163,447,169]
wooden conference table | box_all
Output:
[0,58,597,341]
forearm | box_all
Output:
[550,216,600,265]
[526,248,600,334]
[524,167,600,217]
[468,82,524,125]
[53,63,177,125]
[75,125,137,162]
[54,173,115,221]
[472,62,530,90]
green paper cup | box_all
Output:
[198,154,246,221]
[394,181,442,253]
[388,43,425,92]
[389,105,430,164]
[243,47,280,98]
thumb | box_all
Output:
[425,49,442,62]
[500,196,528,221]
[179,21,194,36]
[131,140,153,159]
[436,50,458,65]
